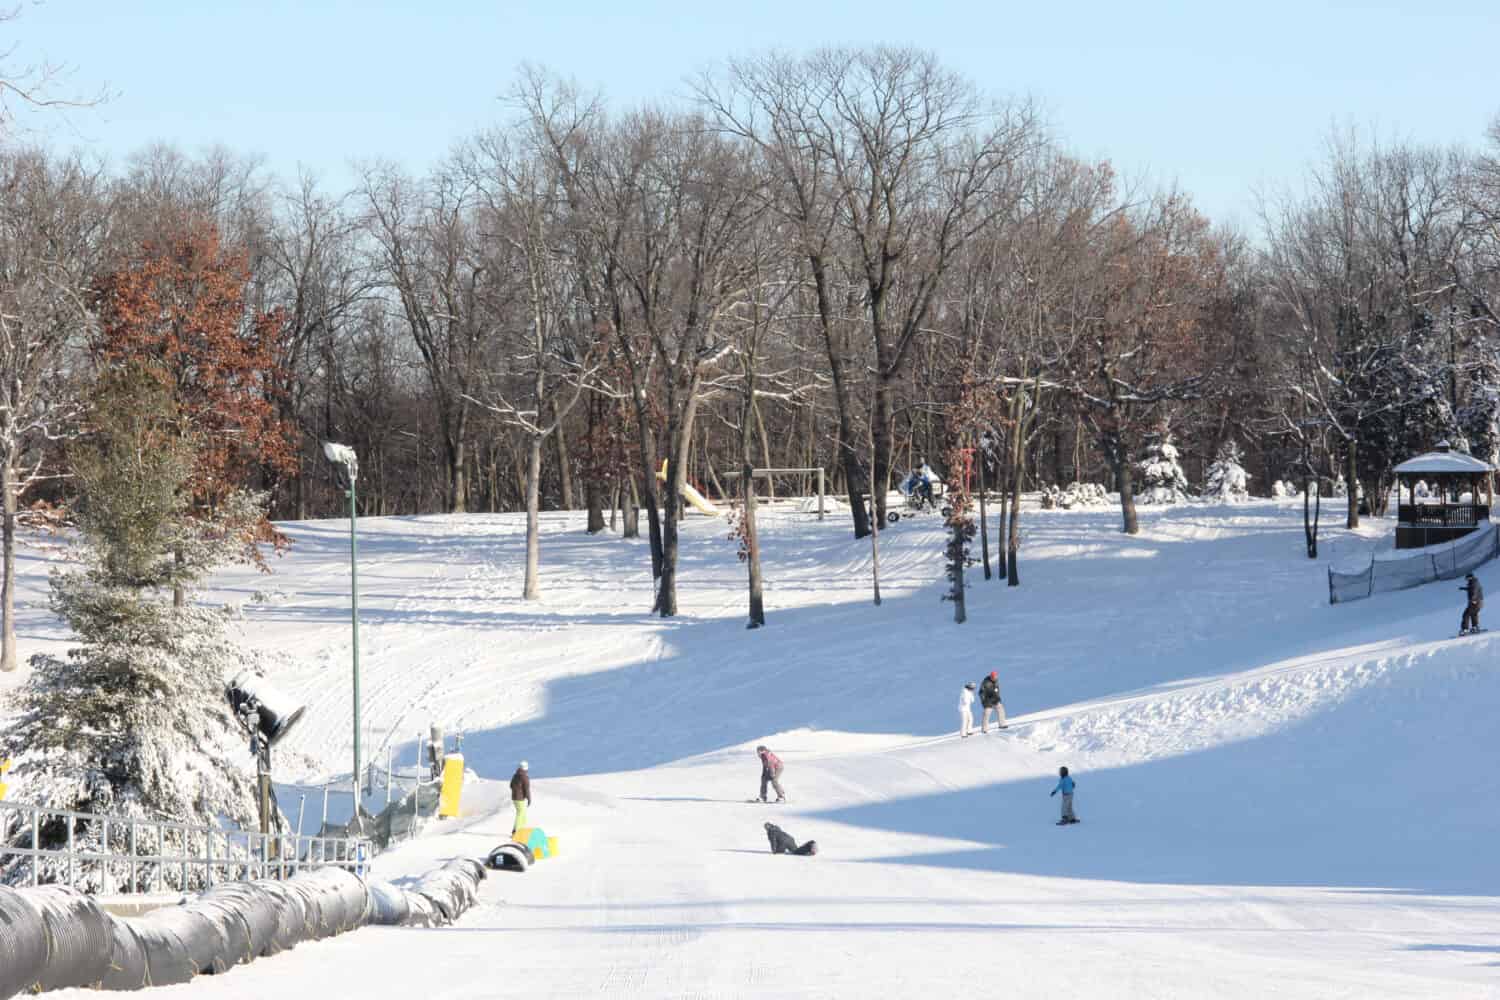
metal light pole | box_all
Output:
[323,442,363,823]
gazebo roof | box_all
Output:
[1393,441,1494,476]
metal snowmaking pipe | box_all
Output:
[322,441,363,824]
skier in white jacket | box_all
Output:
[958,682,977,738]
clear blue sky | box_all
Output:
[8,0,1499,229]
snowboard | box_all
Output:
[1458,628,1488,637]
[1056,818,1081,826]
[747,798,787,804]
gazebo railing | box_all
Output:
[1397,503,1490,527]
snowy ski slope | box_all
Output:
[15,499,1500,998]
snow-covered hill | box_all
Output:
[20,499,1500,998]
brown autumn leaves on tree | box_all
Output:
[92,220,297,602]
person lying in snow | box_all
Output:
[764,821,817,855]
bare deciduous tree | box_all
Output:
[0,149,105,669]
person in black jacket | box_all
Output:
[1461,573,1484,634]
[764,822,817,856]
[979,671,1007,732]
[510,761,531,833]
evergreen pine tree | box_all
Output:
[1,368,272,888]
[1457,351,1500,466]
[1137,431,1191,504]
[1205,440,1251,503]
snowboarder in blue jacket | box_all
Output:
[1050,766,1077,825]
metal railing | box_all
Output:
[0,799,371,894]
[1397,502,1490,527]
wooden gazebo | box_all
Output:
[1393,441,1495,549]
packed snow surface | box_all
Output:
[12,500,1500,998]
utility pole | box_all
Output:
[323,442,363,823]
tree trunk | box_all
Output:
[173,547,186,609]
[522,433,543,600]
[1,461,16,671]
[448,435,468,514]
[753,396,775,501]
[1304,476,1319,559]
[1115,442,1140,535]
[742,367,765,627]
[294,451,308,520]
[658,379,704,619]
[584,395,605,532]
[978,451,991,580]
[1007,454,1024,587]
[1007,412,1027,586]
[1345,438,1359,529]
[871,377,895,529]
[586,477,605,534]
[869,427,882,606]
[742,437,765,630]
[809,254,870,539]
[623,477,640,539]
[554,402,575,512]
[626,383,664,584]
[997,488,1011,582]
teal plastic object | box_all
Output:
[526,828,549,858]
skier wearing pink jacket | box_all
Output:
[756,745,786,803]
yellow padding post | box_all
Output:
[512,827,534,845]
[546,836,559,857]
[437,753,465,818]
[0,758,11,801]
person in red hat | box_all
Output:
[979,671,1007,732]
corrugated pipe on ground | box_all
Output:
[0,858,487,997]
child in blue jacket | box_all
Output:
[1050,766,1078,825]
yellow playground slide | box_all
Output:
[657,460,722,516]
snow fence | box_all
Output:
[1328,521,1500,604]
[0,858,486,997]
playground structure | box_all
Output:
[718,467,827,521]
[657,460,722,516]
[654,461,832,521]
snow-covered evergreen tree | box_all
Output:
[1204,440,1251,503]
[1137,431,1191,504]
[0,369,272,888]
[1457,351,1500,466]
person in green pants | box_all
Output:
[510,760,530,833]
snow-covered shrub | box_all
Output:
[1332,474,1348,498]
[1136,434,1191,504]
[1271,479,1295,499]
[1040,482,1110,510]
[1204,440,1251,503]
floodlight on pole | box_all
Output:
[323,441,363,823]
